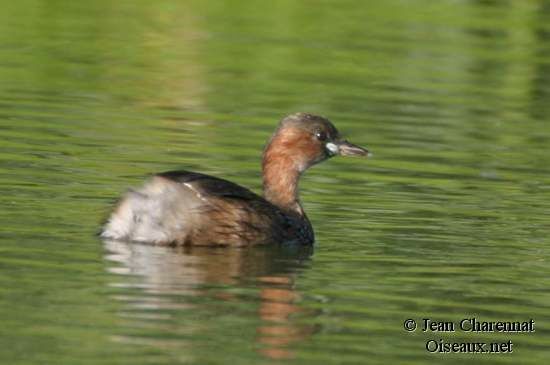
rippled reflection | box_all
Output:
[104,240,315,360]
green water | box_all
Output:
[1,1,550,364]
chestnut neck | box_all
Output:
[262,143,305,215]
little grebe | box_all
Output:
[101,113,369,246]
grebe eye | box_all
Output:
[315,130,327,141]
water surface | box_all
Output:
[1,1,550,364]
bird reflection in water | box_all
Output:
[104,240,316,360]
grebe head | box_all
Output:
[262,113,369,212]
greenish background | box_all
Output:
[1,0,549,364]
